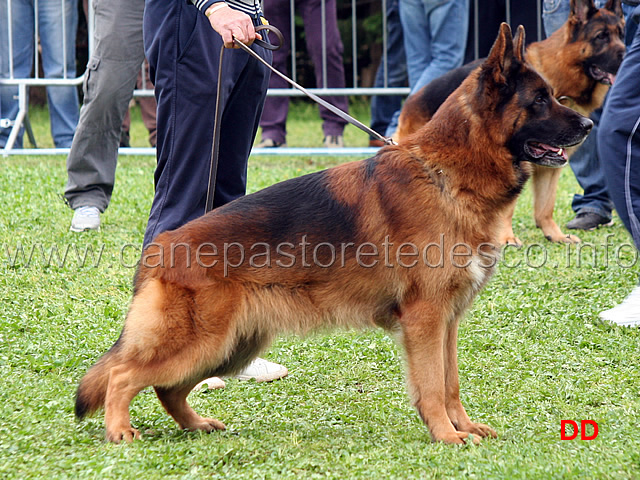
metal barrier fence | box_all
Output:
[1,0,544,157]
[0,0,93,154]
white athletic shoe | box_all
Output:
[194,358,288,392]
[70,206,101,232]
[235,358,289,382]
[599,285,640,327]
[194,377,226,390]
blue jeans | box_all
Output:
[542,0,636,220]
[0,0,79,148]
[370,0,407,139]
[386,0,468,136]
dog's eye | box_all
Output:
[534,95,546,105]
[596,31,609,40]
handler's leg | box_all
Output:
[65,0,145,214]
[598,20,640,327]
[143,2,270,245]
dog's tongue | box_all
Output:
[605,72,616,85]
[529,142,568,160]
[592,65,617,86]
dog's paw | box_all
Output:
[544,232,580,244]
[434,430,481,445]
[185,417,226,432]
[456,421,497,438]
[106,426,141,444]
[540,224,581,244]
[500,235,523,248]
[563,233,581,244]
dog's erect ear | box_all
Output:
[570,0,597,23]
[603,0,623,18]
[483,23,515,85]
[512,25,526,63]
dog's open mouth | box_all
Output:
[524,141,569,167]
[589,65,616,86]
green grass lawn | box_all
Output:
[1,101,639,479]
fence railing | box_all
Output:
[1,0,544,157]
[0,0,94,154]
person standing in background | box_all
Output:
[0,0,79,148]
[64,0,148,233]
[369,0,408,147]
[256,0,349,148]
[384,0,469,137]
[597,3,640,327]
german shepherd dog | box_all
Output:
[396,0,625,245]
[75,24,592,445]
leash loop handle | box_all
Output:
[205,44,226,214]
[251,24,284,51]
[206,26,284,214]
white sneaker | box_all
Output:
[599,285,640,327]
[194,377,226,390]
[235,358,288,382]
[70,206,101,232]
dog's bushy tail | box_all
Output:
[75,343,121,420]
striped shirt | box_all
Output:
[190,0,262,17]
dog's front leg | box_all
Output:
[400,301,478,445]
[498,199,522,247]
[532,165,580,243]
[443,317,496,440]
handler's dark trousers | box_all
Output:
[143,1,271,247]
[598,9,640,250]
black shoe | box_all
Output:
[566,212,614,230]
[256,138,286,148]
[323,135,344,148]
[120,130,131,148]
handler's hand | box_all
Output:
[206,3,262,49]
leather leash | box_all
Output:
[205,24,395,214]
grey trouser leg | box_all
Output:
[64,0,145,211]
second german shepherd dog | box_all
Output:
[396,0,625,245]
[75,24,592,445]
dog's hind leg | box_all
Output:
[155,383,226,432]
[103,354,227,442]
[532,165,580,243]
[100,278,231,442]
[443,317,496,439]
[400,300,479,445]
[103,363,147,443]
